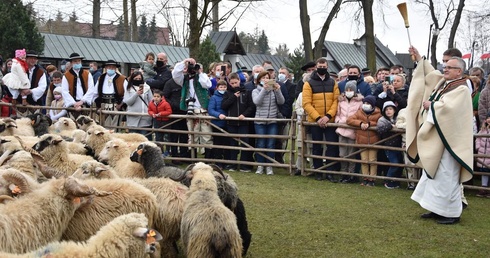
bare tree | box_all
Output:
[131,0,138,42]
[448,0,466,48]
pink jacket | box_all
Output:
[476,127,490,168]
[335,94,363,139]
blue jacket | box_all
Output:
[338,75,372,97]
[208,90,226,128]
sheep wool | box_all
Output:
[98,139,146,178]
[0,213,162,258]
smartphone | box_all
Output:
[221,65,226,73]
[384,75,393,84]
[267,80,276,87]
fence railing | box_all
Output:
[1,102,488,191]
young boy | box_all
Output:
[48,87,67,121]
[208,80,228,168]
[221,73,256,172]
[148,89,172,148]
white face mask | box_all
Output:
[362,104,373,112]
[215,71,221,78]
[254,73,259,79]
[278,74,286,82]
[345,91,354,98]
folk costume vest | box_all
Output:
[65,69,90,101]
[180,74,209,111]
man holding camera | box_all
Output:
[172,57,213,158]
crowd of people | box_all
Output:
[0,48,488,205]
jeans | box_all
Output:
[254,123,278,163]
[385,150,403,178]
[310,126,339,170]
[153,119,169,143]
[130,126,152,140]
[227,124,253,169]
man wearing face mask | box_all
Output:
[91,60,128,127]
[244,65,264,91]
[61,52,94,119]
[338,65,372,97]
[146,52,172,91]
[302,57,340,182]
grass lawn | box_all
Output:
[226,168,490,258]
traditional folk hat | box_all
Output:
[69,52,85,60]
[361,67,371,75]
[103,59,121,68]
[301,61,316,71]
[26,50,39,58]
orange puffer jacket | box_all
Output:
[346,107,382,144]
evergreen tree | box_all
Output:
[0,0,44,58]
[238,31,257,54]
[147,15,157,44]
[197,36,221,74]
[284,44,306,83]
[275,44,289,58]
[139,14,148,43]
[115,18,125,41]
[68,11,80,36]
[257,30,270,55]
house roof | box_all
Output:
[209,31,246,55]
[395,53,415,70]
[41,33,188,66]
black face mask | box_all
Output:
[317,68,328,76]
[133,80,143,86]
[156,61,165,68]
[348,75,359,81]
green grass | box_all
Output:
[225,169,490,258]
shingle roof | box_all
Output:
[41,33,189,66]
[209,31,246,55]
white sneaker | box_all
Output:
[255,166,264,174]
[266,166,274,175]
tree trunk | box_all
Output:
[123,0,129,41]
[92,0,100,38]
[448,0,465,48]
[299,0,313,62]
[211,0,219,32]
[131,0,138,42]
[430,34,438,68]
[188,0,200,58]
[363,0,376,72]
[313,0,342,59]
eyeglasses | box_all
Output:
[443,66,461,70]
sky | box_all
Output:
[26,0,481,62]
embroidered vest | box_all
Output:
[64,69,90,100]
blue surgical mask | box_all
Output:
[278,74,286,82]
[54,83,61,88]
[106,69,116,76]
[60,65,66,72]
[89,67,95,72]
[260,81,265,86]
[73,63,82,70]
[218,90,226,94]
[254,73,259,79]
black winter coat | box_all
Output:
[221,87,256,126]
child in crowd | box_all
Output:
[376,101,403,189]
[148,89,172,154]
[475,112,490,197]
[347,95,382,186]
[396,108,420,190]
[2,49,30,105]
[48,87,67,121]
[208,80,228,168]
[222,73,256,172]
[335,80,363,183]
[139,52,157,81]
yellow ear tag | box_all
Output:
[9,184,21,194]
[146,230,157,244]
[73,197,81,205]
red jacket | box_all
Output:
[148,98,172,121]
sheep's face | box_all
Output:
[76,115,95,130]
[27,113,52,128]
[72,160,112,179]
[84,126,108,146]
[129,142,159,164]
[33,134,64,153]
[53,117,76,132]
[98,139,126,164]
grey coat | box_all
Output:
[123,84,153,127]
[252,84,285,124]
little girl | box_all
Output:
[48,87,67,121]
[347,95,382,186]
[2,49,30,105]
[139,52,157,81]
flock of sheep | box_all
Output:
[0,113,251,258]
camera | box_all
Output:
[187,63,201,76]
[185,97,196,115]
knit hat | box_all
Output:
[53,87,62,94]
[382,101,396,112]
[345,80,357,92]
[363,95,376,107]
[15,49,26,59]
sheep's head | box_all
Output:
[27,113,52,128]
[53,117,76,132]
[98,139,128,165]
[0,168,37,197]
[130,142,160,164]
[72,160,114,180]
[32,134,64,153]
[76,115,95,131]
[115,213,163,254]
[0,118,17,134]
[186,162,219,192]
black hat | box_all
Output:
[69,53,84,60]
[301,61,316,71]
[26,50,39,58]
[361,68,371,74]
[329,71,338,78]
[103,59,121,68]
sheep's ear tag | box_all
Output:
[137,149,143,156]
[72,197,81,204]
[146,229,161,244]
[9,184,21,194]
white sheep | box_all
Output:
[75,115,97,131]
[0,150,42,181]
[72,160,188,258]
[48,117,78,137]
[0,176,110,253]
[32,134,94,176]
[0,168,40,198]
[0,117,35,136]
[0,213,163,258]
[181,162,243,258]
[98,138,146,178]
